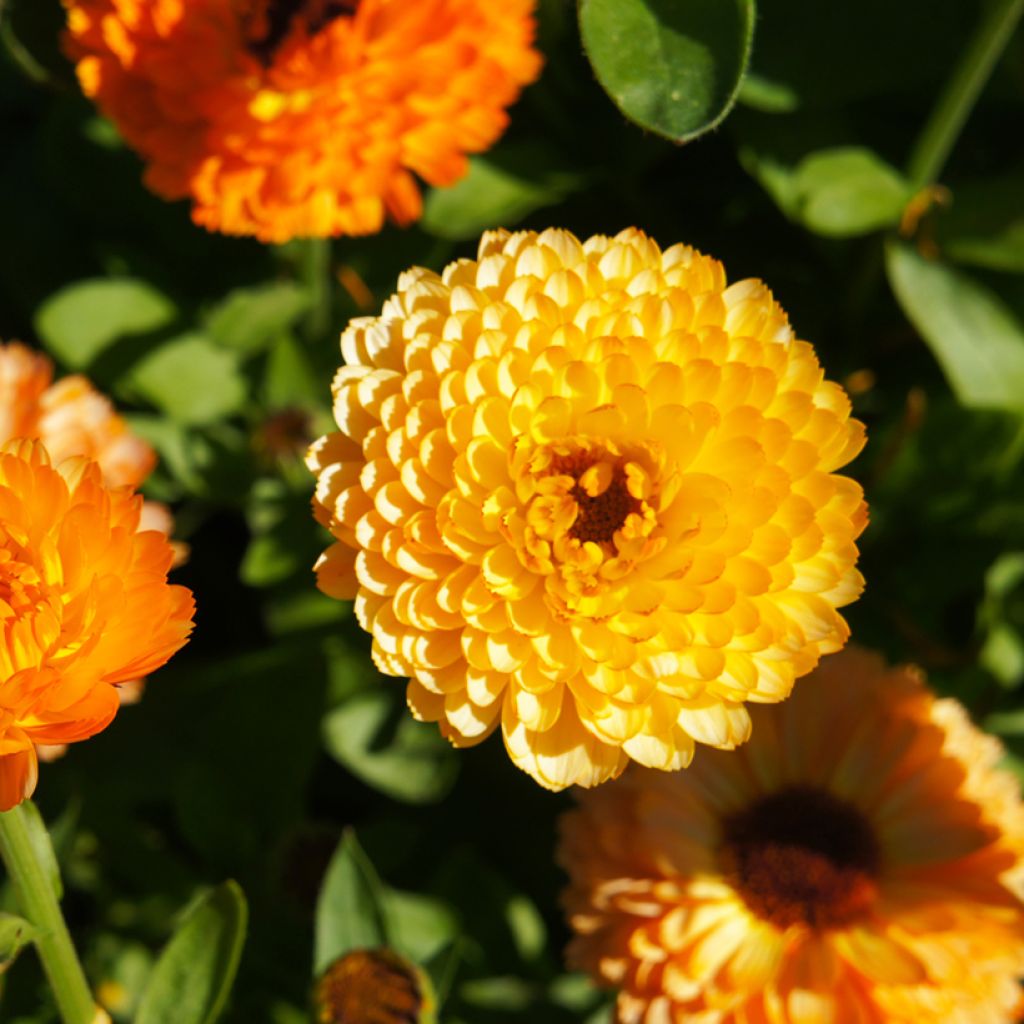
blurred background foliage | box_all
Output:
[1,0,1023,1020]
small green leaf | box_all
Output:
[128,333,247,424]
[936,171,1024,273]
[136,880,248,1024]
[204,283,311,355]
[322,688,459,804]
[886,242,1024,412]
[979,553,1024,689]
[794,147,910,236]
[19,801,62,899]
[422,148,581,241]
[384,889,459,964]
[314,831,390,974]
[578,0,755,142]
[34,278,176,370]
[0,913,34,973]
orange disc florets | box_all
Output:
[308,227,868,790]
[0,440,194,810]
[61,0,542,242]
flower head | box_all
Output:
[0,342,155,490]
[559,647,1024,1022]
[314,949,435,1024]
[62,0,541,243]
[308,227,867,790]
[0,440,194,810]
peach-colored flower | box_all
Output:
[559,647,1024,1023]
[62,0,541,243]
[0,440,194,810]
[308,227,867,790]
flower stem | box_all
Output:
[303,236,333,345]
[0,804,100,1024]
[907,0,1024,189]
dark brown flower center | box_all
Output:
[246,0,358,64]
[548,452,641,545]
[315,948,427,1024]
[718,785,880,930]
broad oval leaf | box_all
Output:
[578,0,755,142]
[794,147,909,237]
[886,242,1024,412]
[34,279,176,370]
[128,333,247,425]
[315,831,389,974]
[136,880,248,1024]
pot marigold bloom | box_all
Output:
[559,647,1024,1023]
[0,440,194,810]
[308,228,867,790]
[0,341,155,490]
[61,0,541,243]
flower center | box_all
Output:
[717,786,880,930]
[246,0,357,64]
[546,451,643,546]
[315,948,426,1024]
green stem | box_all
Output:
[303,237,333,345]
[0,804,99,1024]
[907,0,1024,189]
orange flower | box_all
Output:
[308,228,867,790]
[62,0,542,243]
[0,342,155,491]
[559,647,1024,1023]
[0,440,194,810]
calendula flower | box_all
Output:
[0,440,194,810]
[308,227,867,790]
[62,0,541,243]
[559,647,1024,1023]
[0,341,154,488]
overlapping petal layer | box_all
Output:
[309,227,867,789]
[62,0,541,242]
[0,440,194,809]
[559,647,1024,1023]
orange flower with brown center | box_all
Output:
[61,0,541,242]
[308,227,867,790]
[0,440,194,810]
[559,647,1024,1023]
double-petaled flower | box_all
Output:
[309,227,867,789]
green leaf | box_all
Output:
[204,283,311,356]
[322,688,459,804]
[34,278,176,370]
[422,147,581,241]
[936,170,1024,274]
[979,553,1024,689]
[19,801,62,899]
[136,881,248,1024]
[793,147,910,236]
[886,242,1024,412]
[384,890,459,964]
[578,0,755,142]
[0,913,34,973]
[314,831,390,974]
[128,333,247,425]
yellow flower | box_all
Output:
[559,647,1024,1023]
[308,228,867,789]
